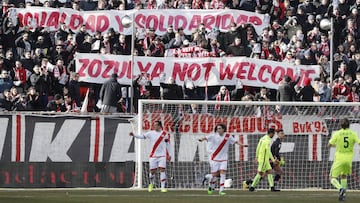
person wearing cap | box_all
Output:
[248,128,280,192]
[99,73,123,113]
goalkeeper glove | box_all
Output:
[280,157,285,166]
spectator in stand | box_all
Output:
[20,51,35,73]
[75,24,89,47]
[4,50,15,72]
[10,60,29,93]
[0,89,13,111]
[46,93,67,112]
[55,22,70,43]
[12,93,28,111]
[332,77,350,102]
[68,72,81,108]
[334,62,352,79]
[99,73,122,113]
[226,37,248,56]
[0,70,13,94]
[50,58,68,96]
[26,86,43,111]
[296,77,315,102]
[2,12,19,55]
[15,32,32,61]
[162,25,175,45]
[277,74,300,114]
[319,79,332,102]
[132,72,153,113]
[30,64,50,107]
[113,34,131,55]
[149,37,165,57]
[160,73,183,101]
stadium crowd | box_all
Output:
[0,0,360,113]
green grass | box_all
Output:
[0,189,359,203]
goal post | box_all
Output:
[131,99,360,190]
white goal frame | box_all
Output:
[134,99,360,189]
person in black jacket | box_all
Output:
[271,129,286,190]
[99,73,122,113]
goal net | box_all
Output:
[130,100,360,190]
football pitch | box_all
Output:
[0,189,360,203]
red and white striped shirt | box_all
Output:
[206,133,236,161]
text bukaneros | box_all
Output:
[0,163,134,187]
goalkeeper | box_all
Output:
[328,118,360,201]
[249,128,280,192]
[270,129,285,189]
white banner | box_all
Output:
[75,53,321,89]
[14,7,268,35]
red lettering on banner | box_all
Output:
[228,117,241,132]
[15,174,23,184]
[192,114,199,133]
[29,165,34,184]
[158,15,166,32]
[143,113,151,130]
[163,113,175,132]
[258,65,271,82]
[188,63,201,80]
[173,63,187,81]
[293,122,299,133]
[203,15,215,29]
[247,63,257,80]
[150,62,164,80]
[119,171,124,184]
[69,14,83,31]
[189,15,202,31]
[237,62,249,79]
[220,14,233,29]
[215,15,222,28]
[23,12,33,27]
[88,59,102,77]
[114,15,125,32]
[236,15,248,25]
[96,15,109,33]
[272,66,285,83]
[138,62,152,73]
[200,114,213,133]
[146,15,159,30]
[144,113,283,134]
[220,62,236,80]
[77,59,89,77]
[292,121,326,133]
[83,171,89,185]
[135,14,146,29]
[60,172,71,184]
[249,16,262,25]
[174,15,187,31]
[60,12,67,24]
[214,117,227,127]
[0,171,10,184]
[102,60,119,78]
[47,11,60,29]
[40,12,48,27]
[86,15,96,33]
[202,63,215,80]
[179,114,191,132]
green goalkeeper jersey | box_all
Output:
[329,128,360,157]
[256,134,275,162]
